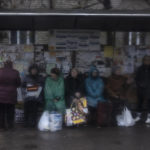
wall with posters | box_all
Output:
[0,30,150,79]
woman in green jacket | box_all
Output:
[44,68,66,114]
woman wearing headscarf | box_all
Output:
[65,68,85,108]
[44,68,66,114]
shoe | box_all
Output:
[145,113,150,124]
[134,116,141,122]
[137,112,142,117]
[145,118,150,124]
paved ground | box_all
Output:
[0,124,150,150]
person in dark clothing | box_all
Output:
[135,56,150,121]
[23,64,44,128]
[0,60,21,131]
[65,68,85,108]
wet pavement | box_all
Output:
[0,125,150,150]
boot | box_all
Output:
[134,112,142,122]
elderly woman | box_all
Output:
[23,64,44,128]
[65,68,85,108]
[44,68,66,114]
[85,66,106,124]
[106,67,126,101]
[0,61,21,131]
[106,67,127,125]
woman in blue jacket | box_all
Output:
[85,66,106,124]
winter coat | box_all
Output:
[85,67,106,108]
[65,73,85,107]
[22,74,44,102]
[0,67,21,104]
[135,65,150,100]
[44,76,66,114]
[106,74,126,99]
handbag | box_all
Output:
[65,98,88,126]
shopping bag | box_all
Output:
[15,109,24,124]
[49,112,63,132]
[26,85,42,98]
[65,98,88,126]
[116,107,135,127]
[38,111,50,131]
[65,109,73,126]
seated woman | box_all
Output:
[85,66,106,124]
[106,67,127,125]
[106,67,126,101]
[44,68,66,114]
[65,68,85,108]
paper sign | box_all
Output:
[24,45,34,52]
[104,46,114,58]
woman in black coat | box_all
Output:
[23,64,44,128]
[65,68,85,108]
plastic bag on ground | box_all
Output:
[15,109,24,124]
[38,111,50,131]
[146,114,150,124]
[49,112,63,132]
[65,109,73,127]
[116,107,135,127]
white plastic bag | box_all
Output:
[146,113,150,124]
[15,109,24,124]
[38,111,50,131]
[49,112,63,132]
[117,107,135,127]
[65,109,73,127]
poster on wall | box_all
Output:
[49,30,100,51]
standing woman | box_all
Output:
[44,68,66,114]
[0,61,21,131]
[23,64,44,128]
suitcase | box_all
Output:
[97,102,113,126]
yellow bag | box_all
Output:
[71,98,88,125]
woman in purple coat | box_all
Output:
[0,61,21,131]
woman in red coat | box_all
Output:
[0,61,21,131]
